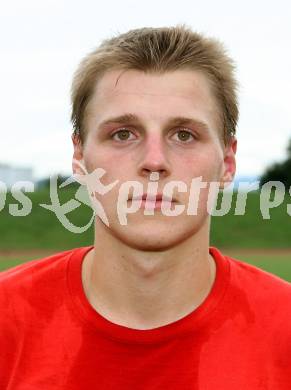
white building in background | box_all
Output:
[0,163,34,189]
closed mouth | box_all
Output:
[130,193,176,203]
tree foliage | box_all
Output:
[260,138,291,189]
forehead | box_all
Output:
[85,69,221,132]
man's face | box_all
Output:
[73,69,236,250]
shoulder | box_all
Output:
[213,247,291,316]
[227,252,291,294]
[0,246,91,297]
[219,250,291,359]
[0,248,72,285]
[0,246,92,331]
[211,247,291,357]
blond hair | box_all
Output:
[71,25,239,145]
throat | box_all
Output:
[81,248,216,330]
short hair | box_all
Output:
[71,25,239,145]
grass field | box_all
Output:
[223,250,291,282]
[0,255,35,272]
[1,249,291,282]
[0,188,290,251]
[0,251,54,272]
[0,187,290,280]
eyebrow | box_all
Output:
[98,113,210,133]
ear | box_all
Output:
[219,137,237,189]
[72,134,87,178]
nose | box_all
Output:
[137,134,171,179]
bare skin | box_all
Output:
[73,69,237,330]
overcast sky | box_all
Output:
[0,0,290,179]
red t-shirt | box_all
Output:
[1,246,291,389]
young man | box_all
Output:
[1,26,290,389]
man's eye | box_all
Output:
[173,129,195,142]
[111,129,135,141]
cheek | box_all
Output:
[83,143,112,171]
[181,151,223,182]
[83,147,133,189]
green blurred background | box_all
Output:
[0,186,291,281]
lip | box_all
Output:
[131,193,176,202]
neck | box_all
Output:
[82,221,216,330]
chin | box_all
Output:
[104,216,204,252]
